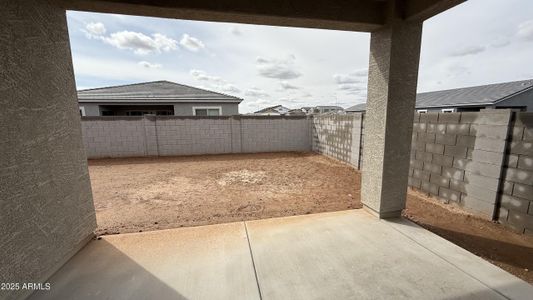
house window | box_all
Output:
[126,111,150,116]
[156,111,173,116]
[193,107,221,116]
[441,108,456,113]
[79,106,86,116]
[417,109,428,113]
[101,111,115,116]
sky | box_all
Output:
[66,0,533,113]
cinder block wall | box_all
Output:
[313,111,533,234]
[499,112,533,233]
[156,117,234,156]
[312,114,363,168]
[241,117,311,152]
[82,117,148,158]
[409,111,511,218]
[81,116,312,158]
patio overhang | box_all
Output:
[56,0,464,32]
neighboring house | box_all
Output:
[308,106,344,114]
[78,80,242,116]
[286,108,307,116]
[301,106,313,114]
[255,104,344,116]
[346,79,533,113]
[346,103,367,113]
[254,105,290,115]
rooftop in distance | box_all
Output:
[78,80,242,103]
[346,79,533,112]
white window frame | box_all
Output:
[441,108,456,113]
[79,106,86,116]
[192,106,222,116]
[416,109,428,113]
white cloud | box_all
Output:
[333,68,367,84]
[190,69,222,82]
[449,45,486,57]
[82,22,178,55]
[190,69,240,94]
[333,69,368,95]
[337,83,367,95]
[245,87,270,98]
[352,69,368,77]
[334,74,361,84]
[256,55,301,80]
[219,84,241,94]
[517,20,533,41]
[490,38,510,48]
[84,22,106,38]
[138,61,162,68]
[280,81,299,90]
[95,31,178,55]
[180,34,205,52]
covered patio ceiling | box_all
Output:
[57,0,465,31]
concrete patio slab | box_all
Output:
[29,210,532,300]
[29,222,260,300]
[246,210,533,299]
[386,217,533,300]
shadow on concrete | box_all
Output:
[87,151,315,166]
[415,223,533,271]
[442,281,532,300]
[29,239,188,300]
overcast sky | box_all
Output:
[66,0,533,113]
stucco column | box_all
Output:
[0,1,96,298]
[361,6,423,218]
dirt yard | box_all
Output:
[88,152,533,284]
[89,152,361,235]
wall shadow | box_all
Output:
[28,239,188,300]
[88,151,316,166]
[414,223,533,271]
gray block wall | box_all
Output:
[82,117,149,158]
[81,116,312,158]
[241,118,311,153]
[499,112,533,234]
[312,114,363,168]
[1,1,97,300]
[312,111,533,235]
[408,110,511,218]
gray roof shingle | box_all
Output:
[346,79,533,112]
[345,103,367,112]
[78,80,242,103]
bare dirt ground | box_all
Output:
[89,152,533,284]
[89,152,361,235]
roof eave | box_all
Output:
[78,99,243,103]
[491,85,533,105]
[415,102,494,109]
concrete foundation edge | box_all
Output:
[363,205,402,219]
